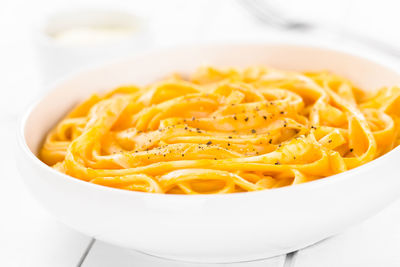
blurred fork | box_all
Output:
[238,0,400,57]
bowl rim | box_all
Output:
[17,42,400,199]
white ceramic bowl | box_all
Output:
[17,44,400,263]
[35,8,150,84]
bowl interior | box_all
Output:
[43,9,139,39]
[23,44,400,155]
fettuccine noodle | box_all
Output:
[40,66,400,194]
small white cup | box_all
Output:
[35,8,151,85]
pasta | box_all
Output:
[39,66,400,194]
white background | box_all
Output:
[2,0,400,266]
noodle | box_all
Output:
[39,66,400,194]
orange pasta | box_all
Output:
[39,66,400,194]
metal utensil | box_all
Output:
[238,0,400,57]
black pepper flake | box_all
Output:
[192,116,196,121]
[294,156,297,160]
[227,143,231,146]
[182,154,185,157]
[214,158,217,160]
[263,116,267,120]
[233,115,237,120]
[350,148,354,152]
[245,117,249,122]
[269,139,272,144]
[163,154,166,157]
[228,136,233,139]
[206,141,212,145]
[274,161,280,165]
[280,111,284,114]
[184,127,188,130]
[251,129,256,134]
[328,140,332,143]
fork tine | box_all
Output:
[237,0,275,25]
[237,0,309,29]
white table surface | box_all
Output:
[2,0,400,266]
